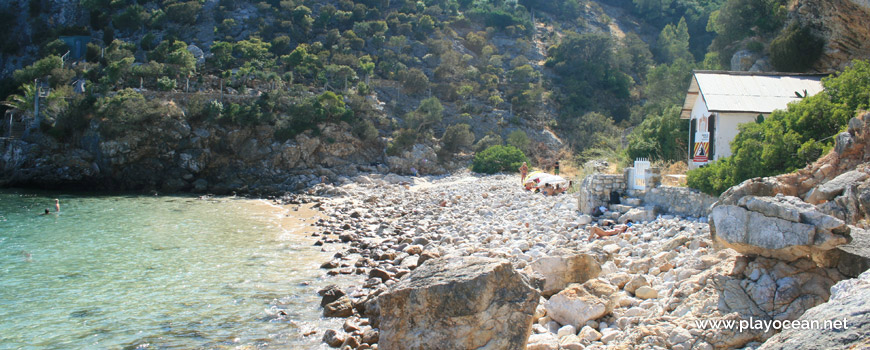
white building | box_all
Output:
[681,71,826,169]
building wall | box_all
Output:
[714,112,763,159]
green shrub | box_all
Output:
[352,119,379,141]
[386,128,418,156]
[472,145,528,174]
[506,129,530,152]
[441,123,475,153]
[770,23,825,72]
[473,133,503,152]
[166,1,202,25]
[157,76,176,91]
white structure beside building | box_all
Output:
[681,71,826,169]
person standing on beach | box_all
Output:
[519,162,529,183]
[554,161,560,175]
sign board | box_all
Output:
[693,116,710,163]
[693,142,709,162]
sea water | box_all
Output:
[0,190,342,349]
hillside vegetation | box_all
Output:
[0,0,854,187]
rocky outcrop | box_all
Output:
[376,256,540,350]
[710,194,850,262]
[0,120,385,194]
[792,0,870,72]
[757,270,870,350]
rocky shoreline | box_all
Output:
[286,170,868,350]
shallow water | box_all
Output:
[0,190,343,349]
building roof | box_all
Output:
[680,70,828,119]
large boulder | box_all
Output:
[526,253,602,297]
[376,257,540,350]
[758,270,870,350]
[710,195,850,262]
[545,278,617,329]
[806,170,870,204]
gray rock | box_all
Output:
[527,253,602,297]
[808,170,869,204]
[758,273,870,349]
[376,257,540,350]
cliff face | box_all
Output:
[0,120,386,195]
[792,0,870,72]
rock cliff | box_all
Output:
[0,120,385,194]
[792,0,870,72]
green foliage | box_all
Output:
[157,76,176,91]
[710,0,786,53]
[626,105,688,161]
[399,68,429,95]
[769,23,825,73]
[546,31,632,122]
[472,145,529,174]
[441,123,475,153]
[473,133,503,152]
[352,119,379,141]
[687,60,870,195]
[506,130,530,153]
[386,128,418,156]
[166,1,202,25]
[114,5,147,32]
[656,17,692,64]
[13,55,63,84]
[825,60,870,112]
[406,97,443,132]
[148,40,196,76]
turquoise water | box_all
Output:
[0,190,340,349]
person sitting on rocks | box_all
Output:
[542,183,556,196]
[588,220,631,241]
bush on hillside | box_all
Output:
[472,145,528,174]
[441,123,475,153]
[473,133,503,152]
[769,23,825,72]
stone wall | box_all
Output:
[577,174,626,215]
[643,186,717,218]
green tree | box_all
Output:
[506,129,530,153]
[656,17,693,64]
[407,97,443,132]
[441,123,475,152]
[472,145,529,174]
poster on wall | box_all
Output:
[693,115,710,163]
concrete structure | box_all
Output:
[681,71,826,169]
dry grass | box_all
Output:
[655,160,688,187]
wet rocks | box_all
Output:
[323,295,354,318]
[376,257,540,350]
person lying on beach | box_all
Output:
[588,220,631,241]
[542,183,556,196]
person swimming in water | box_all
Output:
[41,208,51,215]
